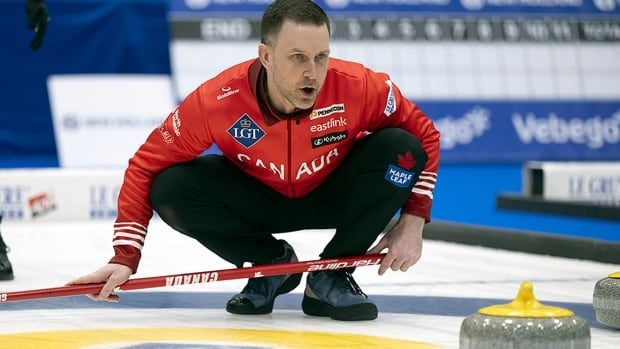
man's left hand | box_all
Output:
[368,213,424,275]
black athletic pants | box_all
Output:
[150,128,428,267]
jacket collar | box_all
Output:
[249,59,312,126]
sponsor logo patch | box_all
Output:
[310,116,347,133]
[217,86,240,100]
[158,123,174,144]
[384,164,415,188]
[227,113,266,148]
[311,131,348,148]
[384,80,396,117]
[172,108,181,136]
[310,103,345,120]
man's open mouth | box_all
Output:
[301,87,316,97]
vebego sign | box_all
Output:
[511,112,620,149]
[421,101,620,163]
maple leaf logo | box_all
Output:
[397,151,415,170]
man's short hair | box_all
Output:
[260,0,330,45]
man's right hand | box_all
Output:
[67,263,132,302]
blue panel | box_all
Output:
[0,0,171,167]
[418,101,620,163]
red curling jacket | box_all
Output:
[110,58,440,272]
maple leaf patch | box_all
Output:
[397,151,415,170]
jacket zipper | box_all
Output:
[287,118,295,197]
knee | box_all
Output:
[370,128,428,170]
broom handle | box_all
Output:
[1,253,385,303]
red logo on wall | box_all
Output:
[28,192,57,218]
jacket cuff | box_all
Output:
[402,195,432,223]
[110,245,141,274]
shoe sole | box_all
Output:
[226,272,302,315]
[302,295,378,321]
[0,274,14,281]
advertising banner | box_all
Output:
[48,75,176,168]
[0,169,123,222]
[421,101,620,162]
[525,161,620,205]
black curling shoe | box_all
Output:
[226,240,301,315]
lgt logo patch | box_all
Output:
[227,114,266,148]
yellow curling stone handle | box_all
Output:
[478,281,574,318]
[608,272,620,278]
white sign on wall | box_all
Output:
[525,161,620,205]
[48,75,176,168]
[0,169,124,222]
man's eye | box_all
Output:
[293,54,306,61]
[316,54,328,62]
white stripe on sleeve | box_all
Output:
[114,225,147,236]
[112,239,144,250]
[113,232,146,242]
[114,221,147,230]
[411,187,434,199]
[415,181,436,189]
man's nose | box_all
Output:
[303,61,317,80]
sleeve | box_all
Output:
[360,69,440,222]
[109,88,213,272]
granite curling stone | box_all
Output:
[593,271,620,329]
[460,281,590,349]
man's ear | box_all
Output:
[258,43,270,68]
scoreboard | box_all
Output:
[173,16,620,42]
